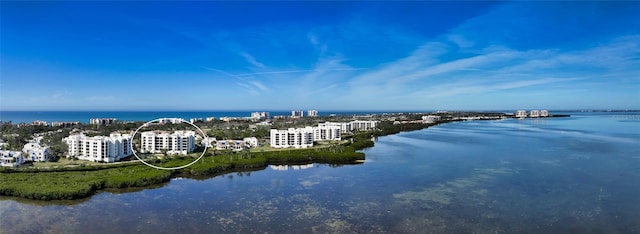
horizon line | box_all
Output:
[2,109,639,112]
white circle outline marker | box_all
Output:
[130,118,209,170]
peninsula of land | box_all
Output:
[0,110,567,200]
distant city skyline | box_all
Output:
[1,1,639,111]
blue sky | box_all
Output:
[1,1,639,111]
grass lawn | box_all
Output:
[31,158,104,168]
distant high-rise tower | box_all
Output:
[251,112,269,120]
[291,110,304,118]
[307,110,318,117]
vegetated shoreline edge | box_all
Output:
[0,120,452,201]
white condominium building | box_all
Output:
[270,127,314,148]
[141,130,195,155]
[540,110,549,117]
[318,122,352,133]
[63,133,132,163]
[307,110,318,117]
[313,125,341,141]
[189,118,203,124]
[291,110,304,118]
[350,120,378,131]
[157,118,186,124]
[251,112,269,120]
[530,110,540,118]
[90,118,117,125]
[22,142,52,162]
[515,110,528,118]
[421,115,441,124]
[32,120,49,126]
[269,125,340,149]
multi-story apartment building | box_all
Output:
[270,120,377,149]
[251,112,269,120]
[51,121,80,127]
[312,125,341,141]
[32,120,49,126]
[515,110,528,118]
[307,110,318,117]
[63,133,132,163]
[291,110,304,118]
[530,110,540,118]
[540,110,549,117]
[318,122,352,133]
[421,115,441,124]
[90,118,117,125]
[350,120,378,131]
[270,127,314,148]
[140,130,195,155]
[152,118,186,124]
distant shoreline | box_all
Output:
[0,110,402,124]
[1,110,633,124]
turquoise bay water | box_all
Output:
[1,112,639,233]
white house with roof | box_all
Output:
[213,137,258,151]
[22,142,52,162]
[140,130,196,155]
[216,140,246,151]
[63,133,132,163]
[1,150,25,167]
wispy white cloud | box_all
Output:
[249,81,269,92]
[234,67,368,77]
[201,66,245,80]
[340,33,640,108]
[240,52,266,68]
[413,77,579,98]
[447,34,474,48]
[203,66,273,95]
[236,82,260,96]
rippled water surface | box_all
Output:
[1,112,639,233]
